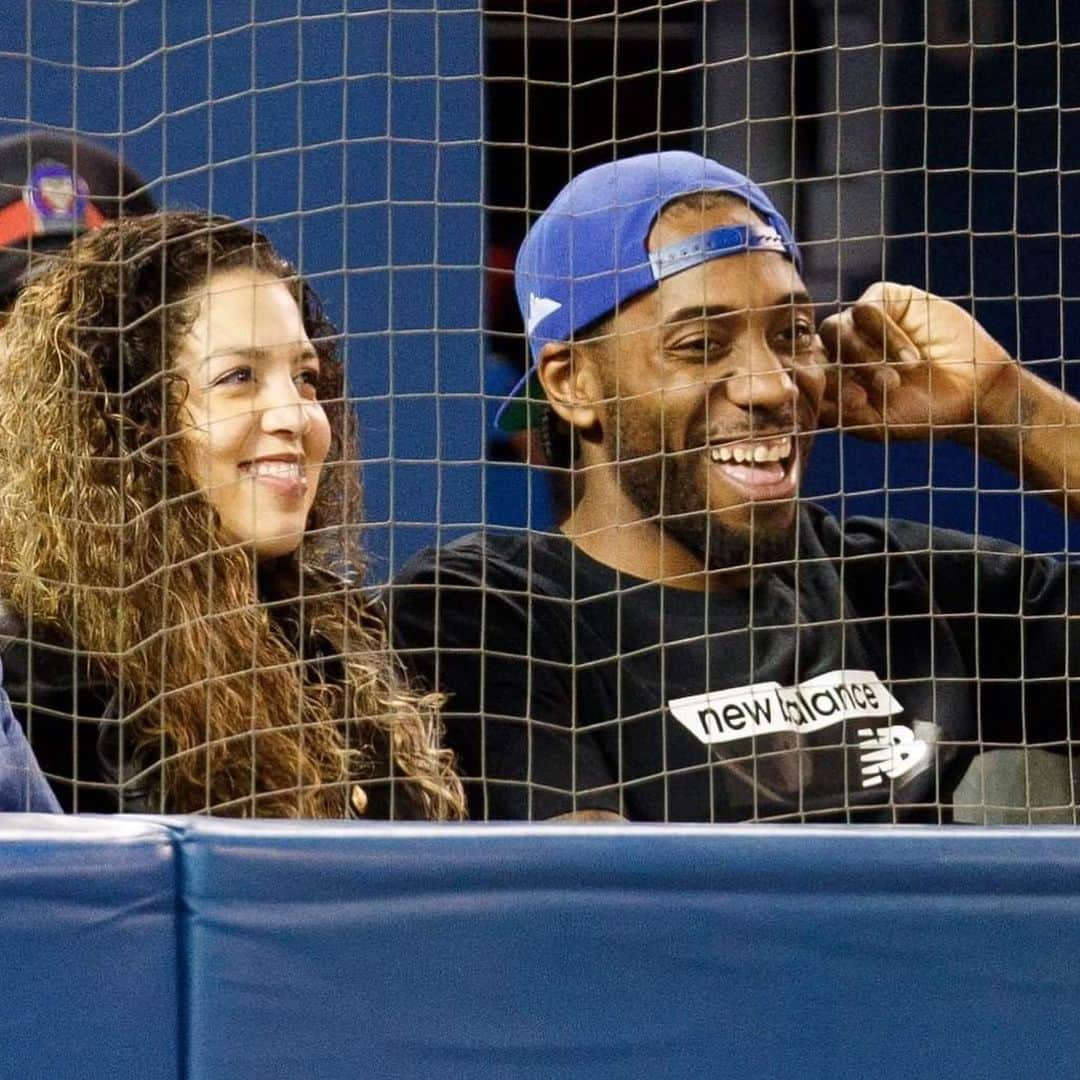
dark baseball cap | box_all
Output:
[497,151,801,432]
[0,133,156,305]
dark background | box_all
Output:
[485,0,1080,552]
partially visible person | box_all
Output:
[0,132,155,310]
[484,240,563,529]
[484,351,561,529]
[0,659,60,813]
[0,212,464,819]
[391,150,1080,823]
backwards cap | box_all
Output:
[0,133,156,306]
[497,150,801,432]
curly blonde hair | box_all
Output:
[0,212,465,819]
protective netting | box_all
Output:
[0,1,1075,822]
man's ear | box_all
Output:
[536,341,602,433]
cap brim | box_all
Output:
[493,369,548,434]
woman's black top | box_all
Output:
[0,602,407,817]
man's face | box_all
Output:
[590,200,827,570]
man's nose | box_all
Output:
[722,343,796,412]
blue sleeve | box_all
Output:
[0,662,61,813]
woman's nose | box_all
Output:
[258,380,313,437]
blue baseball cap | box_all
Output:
[496,150,802,432]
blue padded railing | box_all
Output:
[3,819,1080,1079]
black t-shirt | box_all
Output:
[390,504,1079,822]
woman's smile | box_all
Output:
[238,455,309,497]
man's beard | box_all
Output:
[613,411,799,572]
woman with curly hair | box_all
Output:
[0,211,465,819]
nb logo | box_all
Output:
[526,292,562,334]
[857,725,929,788]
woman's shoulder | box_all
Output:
[0,604,116,738]
[0,598,25,645]
[0,602,122,812]
[0,605,86,699]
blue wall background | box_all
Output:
[0,0,484,585]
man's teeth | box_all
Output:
[709,436,792,465]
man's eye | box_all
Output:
[778,321,816,351]
[673,338,725,359]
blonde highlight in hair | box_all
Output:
[0,212,464,819]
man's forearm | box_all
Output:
[958,364,1080,518]
[546,809,626,822]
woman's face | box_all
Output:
[173,267,333,557]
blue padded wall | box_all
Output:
[5,818,1080,1078]
[0,816,178,1080]
[180,821,1080,1080]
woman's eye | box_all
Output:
[212,366,254,387]
[295,369,320,395]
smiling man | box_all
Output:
[391,151,1080,822]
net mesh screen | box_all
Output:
[0,0,1076,822]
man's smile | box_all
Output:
[707,433,800,501]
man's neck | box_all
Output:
[560,484,751,592]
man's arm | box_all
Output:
[546,809,626,823]
[961,362,1080,517]
[818,282,1080,516]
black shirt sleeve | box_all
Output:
[841,516,1080,749]
[955,534,1079,748]
[389,538,621,820]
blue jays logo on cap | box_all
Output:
[497,151,802,433]
[24,161,93,234]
